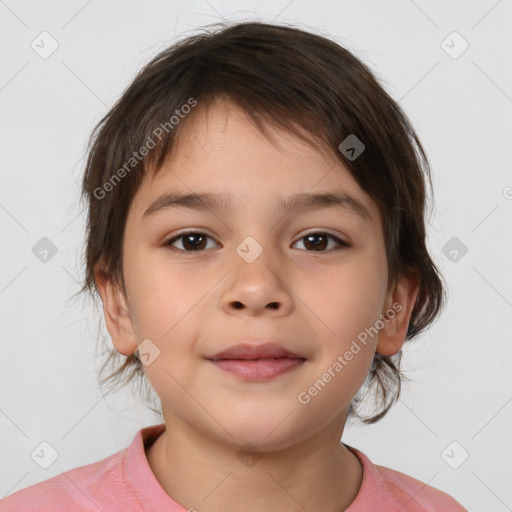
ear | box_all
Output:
[94,264,138,356]
[376,270,420,356]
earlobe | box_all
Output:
[376,273,420,356]
[94,266,138,356]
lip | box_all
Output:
[209,358,305,382]
[206,342,306,382]
[207,342,303,360]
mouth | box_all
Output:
[206,342,306,382]
[207,342,304,361]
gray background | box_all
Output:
[1,1,511,510]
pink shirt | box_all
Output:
[1,423,467,511]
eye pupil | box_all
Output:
[304,234,328,251]
[183,233,206,250]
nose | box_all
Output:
[220,250,293,317]
[231,299,279,310]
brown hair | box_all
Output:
[78,21,446,424]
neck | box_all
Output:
[145,412,363,512]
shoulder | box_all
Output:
[0,474,77,511]
[374,463,468,511]
[0,447,134,512]
[348,447,468,511]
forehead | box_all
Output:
[170,98,332,165]
[130,98,382,230]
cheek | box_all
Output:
[124,247,208,338]
[125,252,207,393]
[304,253,387,347]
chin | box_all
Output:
[213,410,306,451]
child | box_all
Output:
[1,21,468,511]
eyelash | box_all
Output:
[163,230,351,253]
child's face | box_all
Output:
[101,98,416,450]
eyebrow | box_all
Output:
[142,191,371,223]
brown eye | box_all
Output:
[165,231,217,251]
[293,232,350,252]
[164,230,350,253]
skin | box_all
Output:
[95,98,419,511]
